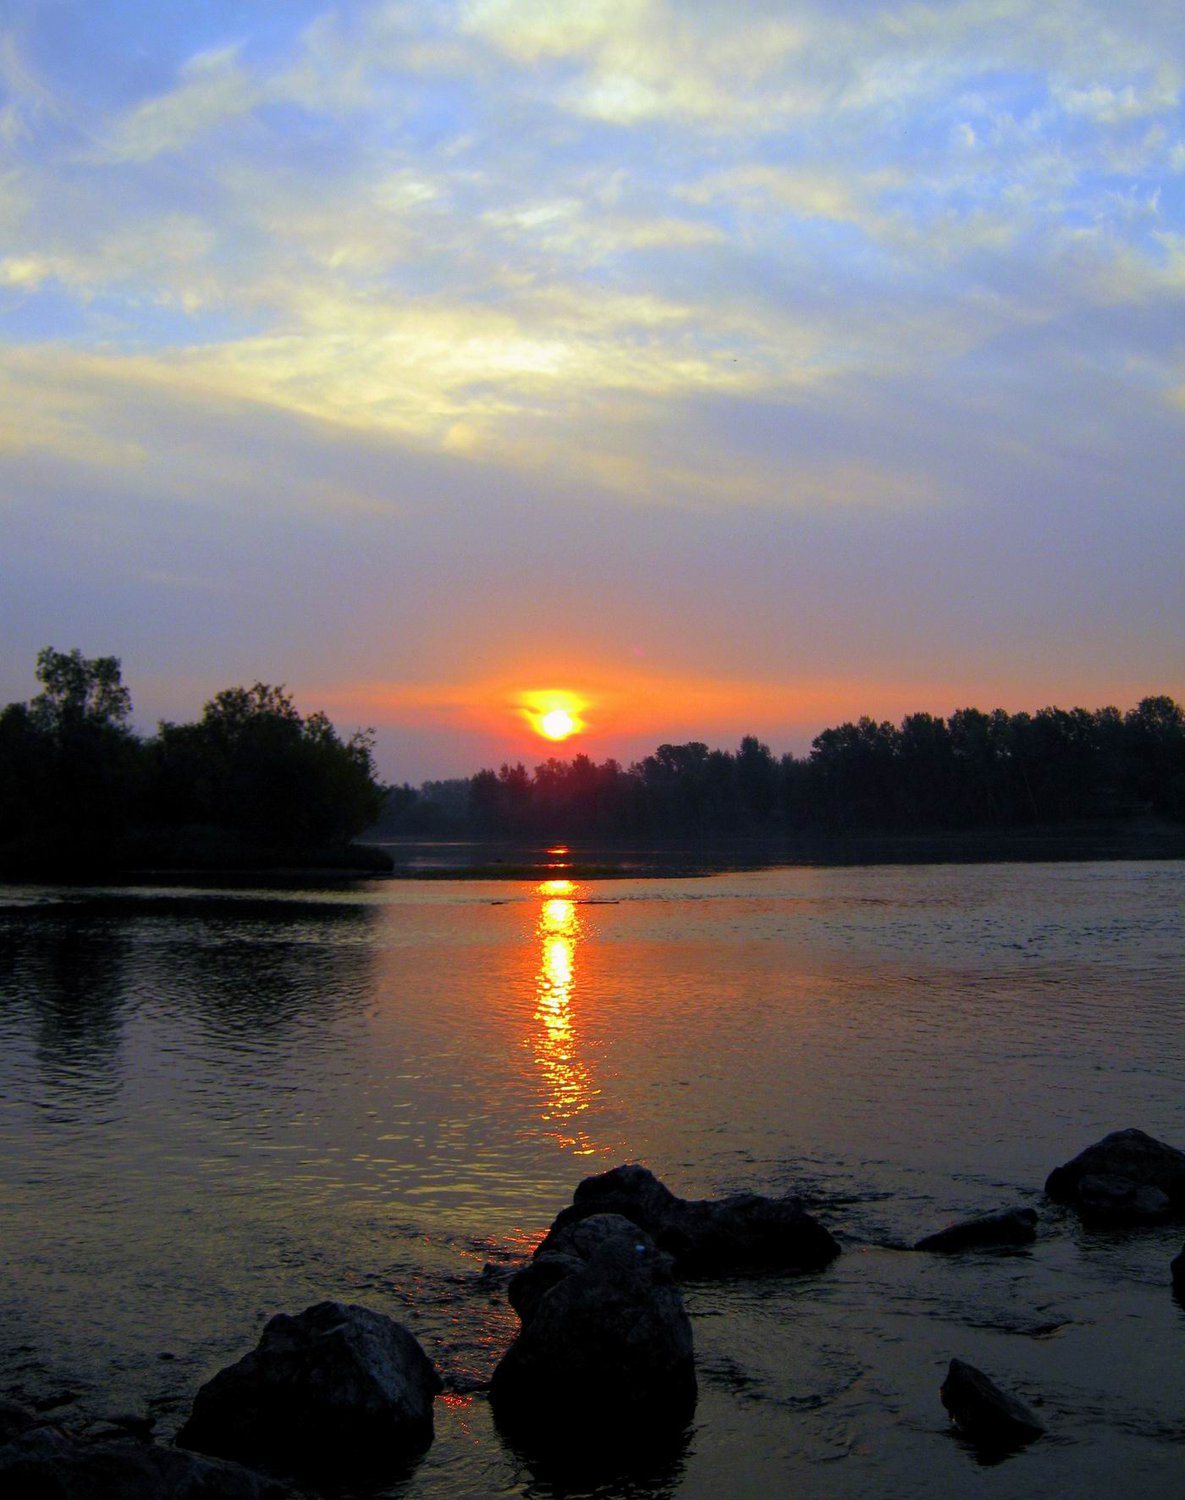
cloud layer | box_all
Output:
[2,1,1182,776]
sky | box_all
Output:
[2,0,1182,783]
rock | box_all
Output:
[0,1400,41,1447]
[175,1300,442,1480]
[80,1413,157,1443]
[0,1424,287,1499]
[915,1207,1038,1252]
[490,1213,697,1443]
[940,1358,1045,1450]
[1045,1129,1185,1219]
[1076,1174,1172,1226]
[538,1163,840,1276]
[1171,1243,1185,1296]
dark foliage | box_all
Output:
[147,682,383,850]
[0,648,140,863]
[0,650,385,871]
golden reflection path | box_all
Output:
[532,879,600,1154]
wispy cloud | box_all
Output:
[93,45,259,163]
[2,1,1183,775]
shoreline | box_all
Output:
[2,817,1183,887]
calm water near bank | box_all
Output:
[2,861,1184,1497]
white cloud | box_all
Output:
[5,0,1185,520]
[1053,72,1179,124]
[0,254,50,289]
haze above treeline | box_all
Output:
[3,648,1183,877]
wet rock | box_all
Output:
[1045,1129,1185,1220]
[0,1424,287,1499]
[490,1213,697,1443]
[1171,1244,1185,1297]
[1076,1174,1171,1226]
[175,1300,442,1480]
[0,1400,41,1446]
[539,1163,840,1276]
[79,1413,157,1443]
[940,1358,1045,1450]
[915,1207,1038,1252]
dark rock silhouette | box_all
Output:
[940,1358,1045,1450]
[537,1163,840,1276]
[1171,1243,1185,1296]
[0,1400,40,1447]
[176,1300,441,1480]
[1076,1175,1171,1226]
[914,1207,1038,1252]
[1045,1129,1185,1221]
[491,1213,696,1443]
[0,1423,287,1498]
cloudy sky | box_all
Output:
[2,0,1182,780]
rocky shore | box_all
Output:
[4,1129,1184,1495]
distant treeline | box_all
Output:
[0,648,386,872]
[5,651,1182,871]
[376,698,1185,841]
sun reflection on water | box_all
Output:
[532,880,599,1154]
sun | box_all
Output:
[519,689,587,743]
[540,708,576,741]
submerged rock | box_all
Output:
[176,1300,441,1480]
[915,1207,1038,1252]
[538,1163,840,1276]
[491,1213,697,1443]
[0,1424,286,1499]
[940,1358,1045,1450]
[1045,1129,1185,1222]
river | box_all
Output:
[2,860,1183,1496]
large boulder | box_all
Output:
[0,1423,286,1499]
[1171,1243,1185,1297]
[538,1163,840,1276]
[940,1358,1045,1450]
[1045,1129,1185,1222]
[175,1300,441,1480]
[914,1207,1038,1252]
[490,1213,697,1443]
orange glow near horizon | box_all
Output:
[312,667,1172,776]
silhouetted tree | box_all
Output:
[735,735,777,827]
[0,648,141,858]
[29,647,132,736]
[1124,695,1185,813]
[149,682,383,849]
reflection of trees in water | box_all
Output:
[0,896,379,1096]
[0,911,131,1098]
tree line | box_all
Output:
[0,648,386,872]
[5,649,1181,868]
[377,697,1185,841]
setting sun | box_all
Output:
[540,709,575,741]
[518,689,587,744]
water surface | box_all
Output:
[2,862,1184,1496]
